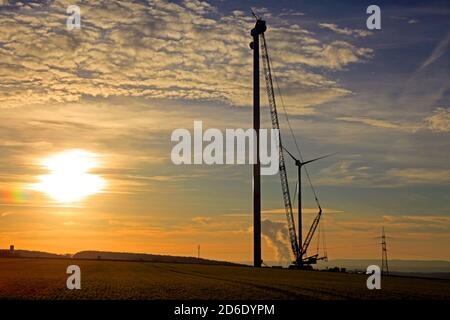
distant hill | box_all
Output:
[239,259,450,279]
[317,259,450,273]
[12,250,68,259]
[72,250,240,266]
[0,248,241,266]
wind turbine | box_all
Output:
[283,146,335,266]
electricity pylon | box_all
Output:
[381,227,389,276]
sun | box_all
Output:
[32,149,106,203]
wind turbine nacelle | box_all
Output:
[251,19,266,37]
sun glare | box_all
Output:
[32,149,106,203]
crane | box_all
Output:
[284,147,334,266]
[258,19,328,269]
[260,31,301,266]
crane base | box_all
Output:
[288,264,314,270]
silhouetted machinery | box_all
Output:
[251,14,329,269]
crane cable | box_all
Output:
[322,219,328,259]
[267,55,322,210]
[292,180,298,207]
[316,221,321,254]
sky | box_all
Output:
[0,0,449,264]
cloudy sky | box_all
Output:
[0,0,449,264]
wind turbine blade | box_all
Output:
[302,153,337,166]
[251,9,260,20]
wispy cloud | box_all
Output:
[338,110,450,133]
[425,107,450,132]
[262,208,343,215]
[0,0,372,113]
[337,116,406,130]
[319,23,373,38]
[419,31,450,70]
[381,215,450,235]
[387,168,450,185]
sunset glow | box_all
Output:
[32,150,105,203]
[0,0,448,265]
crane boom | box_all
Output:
[302,207,322,255]
[260,33,301,263]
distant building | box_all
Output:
[0,245,16,258]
